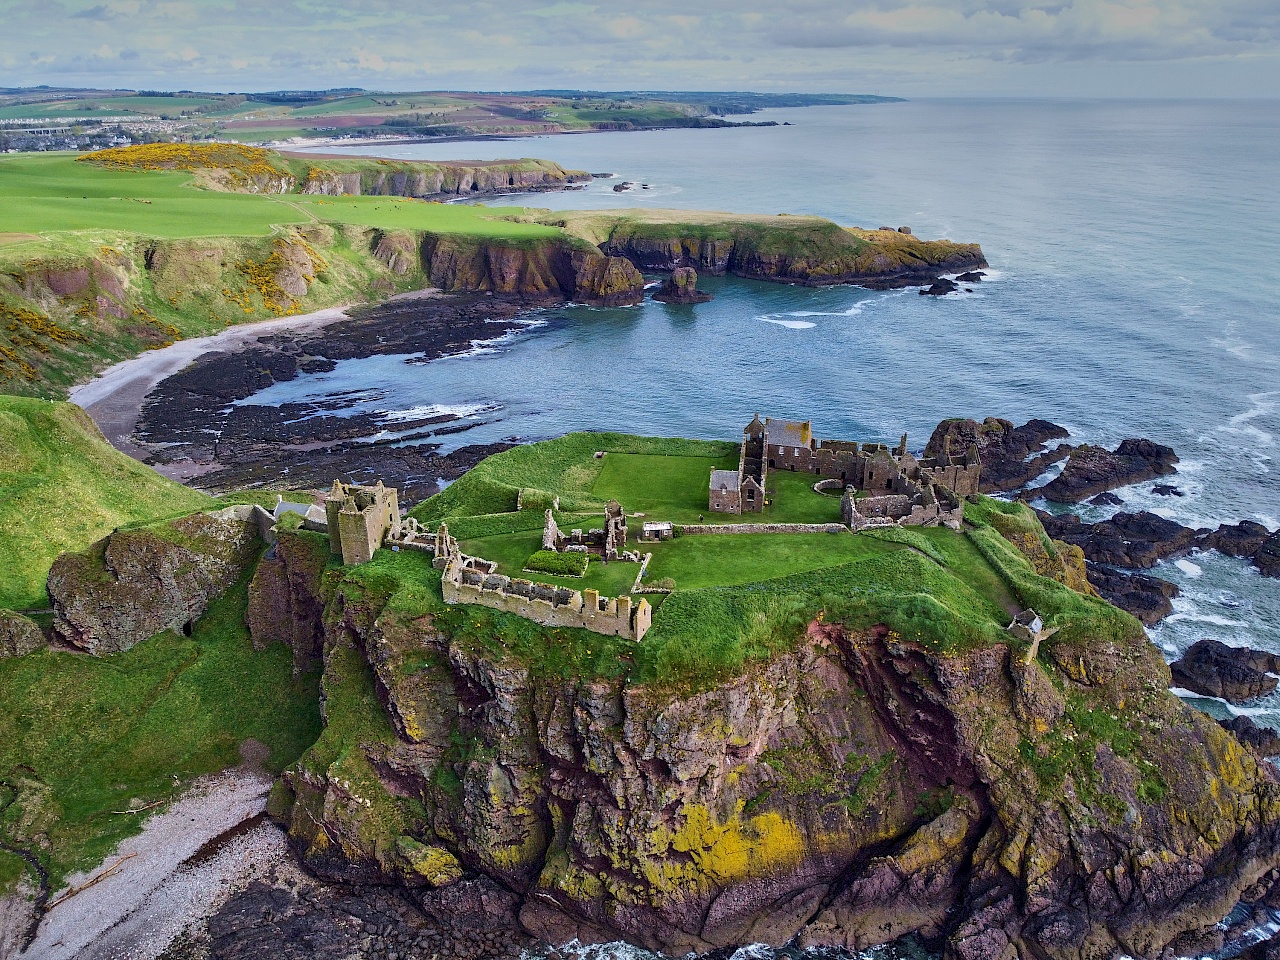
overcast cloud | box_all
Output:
[2,0,1277,97]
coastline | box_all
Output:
[69,289,443,463]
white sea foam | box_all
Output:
[1174,558,1204,578]
[1225,391,1279,446]
[378,402,492,422]
[1163,610,1249,628]
[761,317,816,329]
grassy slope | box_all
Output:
[0,572,322,888]
[0,396,213,609]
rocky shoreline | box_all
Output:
[106,293,547,501]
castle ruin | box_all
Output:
[325,479,401,565]
[710,414,979,529]
[439,523,651,641]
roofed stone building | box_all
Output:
[710,414,980,528]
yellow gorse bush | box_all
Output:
[79,143,287,188]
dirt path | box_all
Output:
[69,288,442,461]
[20,768,279,960]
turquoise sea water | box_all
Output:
[276,101,1279,958]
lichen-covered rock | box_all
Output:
[267,533,1280,960]
[48,509,260,654]
[0,609,44,658]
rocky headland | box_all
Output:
[237,508,1280,960]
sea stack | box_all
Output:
[653,265,713,303]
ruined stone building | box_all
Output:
[541,500,635,562]
[710,415,981,528]
[325,479,400,565]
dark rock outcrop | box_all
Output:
[924,417,1072,493]
[1034,438,1179,504]
[653,266,712,304]
[1170,639,1280,703]
[267,537,1280,960]
[1038,510,1200,569]
[202,864,528,960]
[48,509,261,654]
[1206,520,1274,560]
[0,610,44,658]
[1085,563,1180,625]
[920,277,958,296]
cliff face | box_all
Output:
[262,534,1280,960]
[298,160,590,201]
[420,234,643,306]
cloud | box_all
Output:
[1,0,1277,95]
[71,5,115,19]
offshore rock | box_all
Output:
[1206,521,1280,579]
[48,509,260,654]
[1034,439,1179,504]
[269,540,1280,960]
[1038,510,1200,569]
[1170,639,1280,704]
[0,610,44,658]
[653,266,712,304]
[1084,563,1180,625]
[920,277,959,296]
[924,417,1072,494]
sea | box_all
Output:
[279,100,1277,959]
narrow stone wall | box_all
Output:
[678,523,848,535]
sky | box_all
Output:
[2,0,1278,98]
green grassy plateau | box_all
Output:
[407,433,1137,688]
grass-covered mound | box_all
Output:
[0,396,213,610]
[402,434,1141,689]
[0,571,321,891]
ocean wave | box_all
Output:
[761,317,816,329]
[1174,558,1204,577]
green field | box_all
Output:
[643,532,898,590]
[0,397,214,610]
[0,153,564,239]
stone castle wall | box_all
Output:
[680,522,848,535]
